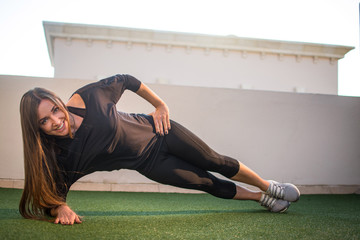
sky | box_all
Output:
[0,0,359,96]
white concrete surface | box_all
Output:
[1,75,359,194]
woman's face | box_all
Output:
[37,99,70,137]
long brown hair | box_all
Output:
[19,88,73,220]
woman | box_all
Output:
[19,74,300,225]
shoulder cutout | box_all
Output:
[66,93,86,109]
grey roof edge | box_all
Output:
[43,21,354,67]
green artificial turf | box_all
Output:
[0,188,359,240]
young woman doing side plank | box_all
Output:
[19,74,300,225]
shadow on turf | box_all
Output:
[0,208,21,219]
[76,209,270,217]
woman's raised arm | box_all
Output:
[135,83,171,136]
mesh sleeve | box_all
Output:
[99,74,141,103]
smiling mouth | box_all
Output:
[55,121,64,131]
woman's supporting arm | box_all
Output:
[136,83,171,136]
[50,204,82,225]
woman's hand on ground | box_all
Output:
[53,204,82,225]
[150,103,171,136]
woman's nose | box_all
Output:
[50,116,61,126]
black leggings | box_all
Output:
[140,121,239,199]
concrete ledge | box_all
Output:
[0,179,24,189]
[71,182,203,194]
[1,179,359,194]
[297,185,360,194]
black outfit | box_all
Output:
[55,74,239,200]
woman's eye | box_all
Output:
[54,107,59,112]
[40,118,48,125]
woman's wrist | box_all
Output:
[155,101,167,109]
[50,204,67,216]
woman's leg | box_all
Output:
[142,146,263,201]
[140,151,238,199]
[234,185,262,201]
[163,121,269,191]
[163,121,239,178]
[148,121,296,211]
[231,163,270,192]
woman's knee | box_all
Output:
[216,156,239,178]
[203,176,237,199]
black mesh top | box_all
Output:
[54,74,162,199]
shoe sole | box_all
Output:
[279,207,289,213]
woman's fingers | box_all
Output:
[52,205,82,225]
[163,119,169,134]
[155,116,164,136]
[75,215,82,224]
[54,217,70,225]
[54,212,81,225]
[166,112,171,131]
[151,103,171,136]
[162,116,169,135]
[59,216,70,225]
[155,115,171,136]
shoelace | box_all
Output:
[260,194,276,209]
[267,182,284,199]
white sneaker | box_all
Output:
[266,180,300,202]
[259,193,290,213]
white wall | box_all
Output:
[1,75,359,193]
[53,38,338,95]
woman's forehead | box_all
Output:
[37,99,55,119]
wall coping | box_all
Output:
[1,179,359,195]
[43,21,354,67]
